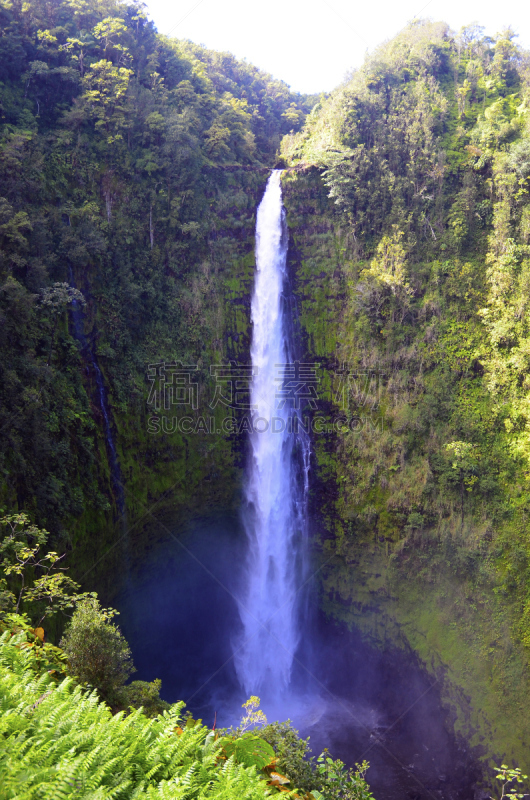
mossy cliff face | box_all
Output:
[282,166,530,776]
[69,169,267,594]
[279,19,530,777]
[0,0,316,588]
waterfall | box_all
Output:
[234,170,310,698]
[68,266,125,518]
[91,358,126,519]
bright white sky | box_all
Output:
[143,0,529,95]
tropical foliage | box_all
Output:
[59,594,135,705]
[0,631,279,800]
[3,0,530,788]
[0,512,89,624]
[0,517,374,799]
[0,623,374,800]
[281,18,530,768]
[0,0,310,543]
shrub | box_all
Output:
[117,678,171,717]
[258,720,315,792]
[236,700,375,800]
[60,595,135,704]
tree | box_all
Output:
[362,229,411,296]
[357,228,413,323]
[60,595,135,704]
[0,513,82,626]
[494,765,528,799]
[38,282,85,366]
[79,58,133,144]
[117,678,170,717]
[92,17,129,63]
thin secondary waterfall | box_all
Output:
[68,266,125,519]
[235,170,310,698]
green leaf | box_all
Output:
[224,735,276,770]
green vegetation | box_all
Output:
[0,534,374,799]
[0,0,310,567]
[60,595,135,705]
[2,0,530,791]
[0,511,90,625]
[281,18,530,774]
[228,701,374,800]
[494,766,529,799]
[0,632,278,799]
[0,625,375,799]
[258,723,373,800]
[0,615,376,798]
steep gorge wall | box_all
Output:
[0,0,310,593]
[282,167,530,774]
[71,169,266,596]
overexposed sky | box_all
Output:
[144,0,529,94]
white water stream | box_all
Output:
[234,171,310,698]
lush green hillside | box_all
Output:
[0,0,311,581]
[281,20,530,771]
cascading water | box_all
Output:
[234,170,310,699]
[68,266,125,518]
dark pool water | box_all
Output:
[114,512,481,800]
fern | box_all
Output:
[0,633,279,800]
